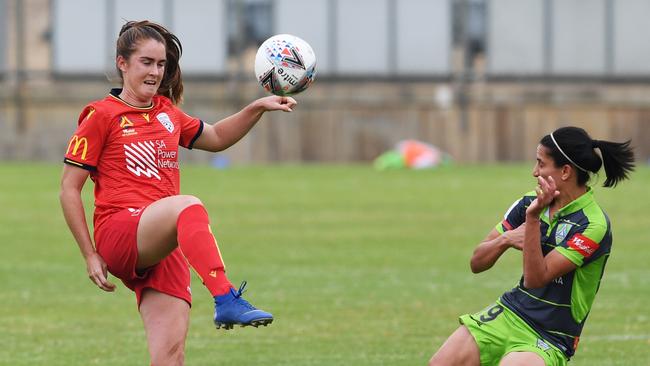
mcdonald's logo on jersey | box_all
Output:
[67,135,89,160]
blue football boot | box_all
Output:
[214,281,273,330]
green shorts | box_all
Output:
[459,301,568,366]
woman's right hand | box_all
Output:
[502,223,526,250]
[86,252,116,292]
[527,175,559,218]
[254,95,298,113]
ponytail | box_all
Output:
[593,139,635,188]
[116,20,184,104]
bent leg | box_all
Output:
[499,352,545,366]
[137,195,232,296]
[136,195,202,268]
[140,289,190,366]
[429,326,480,366]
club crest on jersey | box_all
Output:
[156,113,174,133]
[555,223,571,244]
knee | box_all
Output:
[177,195,202,209]
[169,195,204,217]
[168,339,185,361]
[151,342,185,366]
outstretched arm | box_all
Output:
[60,165,115,292]
[523,176,576,288]
[470,224,525,273]
[193,95,297,152]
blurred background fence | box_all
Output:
[1,0,649,164]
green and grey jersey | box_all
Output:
[495,188,611,358]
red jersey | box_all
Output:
[64,89,204,231]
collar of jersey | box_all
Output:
[109,88,155,110]
[554,187,594,217]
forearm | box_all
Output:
[470,234,511,273]
[204,101,265,152]
[522,215,546,288]
[59,188,95,259]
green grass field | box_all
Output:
[1,163,648,365]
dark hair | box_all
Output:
[540,126,635,188]
[116,20,184,104]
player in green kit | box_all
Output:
[429,126,634,366]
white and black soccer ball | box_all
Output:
[254,34,316,96]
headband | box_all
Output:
[550,132,589,173]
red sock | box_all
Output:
[177,204,233,296]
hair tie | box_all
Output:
[550,132,589,173]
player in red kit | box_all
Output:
[59,20,296,365]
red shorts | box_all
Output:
[94,207,192,307]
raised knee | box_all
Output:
[178,195,202,209]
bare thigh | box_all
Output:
[140,289,190,366]
[136,195,202,269]
[499,352,546,366]
[429,326,481,366]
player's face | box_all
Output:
[532,144,563,185]
[118,38,166,103]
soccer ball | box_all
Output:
[254,34,316,96]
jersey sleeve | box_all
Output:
[555,222,608,267]
[495,193,533,234]
[63,105,109,171]
[177,108,204,149]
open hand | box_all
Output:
[527,175,560,217]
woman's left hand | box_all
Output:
[256,95,298,112]
[527,175,560,217]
